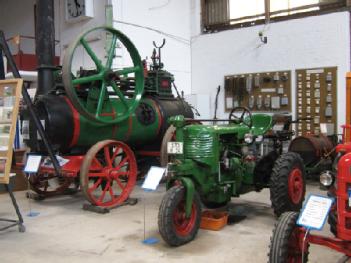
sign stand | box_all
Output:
[23,155,42,217]
[297,194,334,262]
[0,175,25,232]
[0,79,25,232]
[141,166,165,245]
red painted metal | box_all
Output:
[288,168,304,205]
[150,99,163,137]
[336,152,351,241]
[173,201,197,237]
[291,144,351,258]
[82,140,137,208]
[136,150,160,157]
[296,228,351,257]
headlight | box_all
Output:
[320,171,333,187]
[244,133,254,144]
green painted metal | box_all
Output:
[62,26,144,125]
[167,113,275,206]
[75,97,160,147]
[179,177,195,218]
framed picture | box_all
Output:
[0,79,23,184]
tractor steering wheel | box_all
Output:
[229,107,253,128]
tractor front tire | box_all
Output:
[158,185,201,246]
[270,152,306,217]
[268,212,309,263]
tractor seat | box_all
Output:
[250,114,273,136]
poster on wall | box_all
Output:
[0,79,23,184]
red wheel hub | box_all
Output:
[173,201,197,236]
[288,168,304,205]
[287,228,305,263]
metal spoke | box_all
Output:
[111,147,121,163]
[116,66,140,76]
[106,34,117,69]
[115,177,125,190]
[115,157,129,171]
[88,178,102,193]
[108,184,115,200]
[104,146,112,168]
[72,74,103,85]
[96,81,107,117]
[110,82,129,109]
[80,38,104,71]
[99,183,110,203]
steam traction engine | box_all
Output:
[22,26,193,208]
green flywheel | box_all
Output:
[62,26,144,124]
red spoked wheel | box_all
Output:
[28,173,75,197]
[269,212,309,263]
[80,140,137,208]
[158,185,201,246]
[288,168,304,205]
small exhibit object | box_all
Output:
[281,95,288,106]
[141,166,165,191]
[24,155,42,173]
[0,79,23,184]
[167,141,183,154]
[248,95,255,109]
[271,96,280,109]
[297,194,333,230]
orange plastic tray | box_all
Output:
[200,210,228,231]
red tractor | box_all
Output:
[268,125,351,262]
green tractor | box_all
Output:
[158,107,306,246]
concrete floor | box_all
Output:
[0,182,347,263]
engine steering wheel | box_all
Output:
[229,107,253,128]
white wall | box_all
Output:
[190,4,350,131]
[0,0,60,56]
[113,0,192,95]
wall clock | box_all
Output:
[65,0,94,23]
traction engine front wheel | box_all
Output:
[158,185,201,246]
[80,140,137,208]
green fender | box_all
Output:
[179,177,195,218]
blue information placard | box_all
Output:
[297,194,334,231]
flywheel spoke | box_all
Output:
[72,74,103,85]
[110,81,129,109]
[106,34,118,69]
[80,38,104,71]
[96,81,107,117]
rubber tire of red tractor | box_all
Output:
[270,152,306,217]
[158,185,201,247]
[268,212,309,263]
[327,190,338,237]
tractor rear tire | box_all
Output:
[327,190,338,237]
[158,185,201,246]
[268,212,309,263]
[270,152,306,217]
